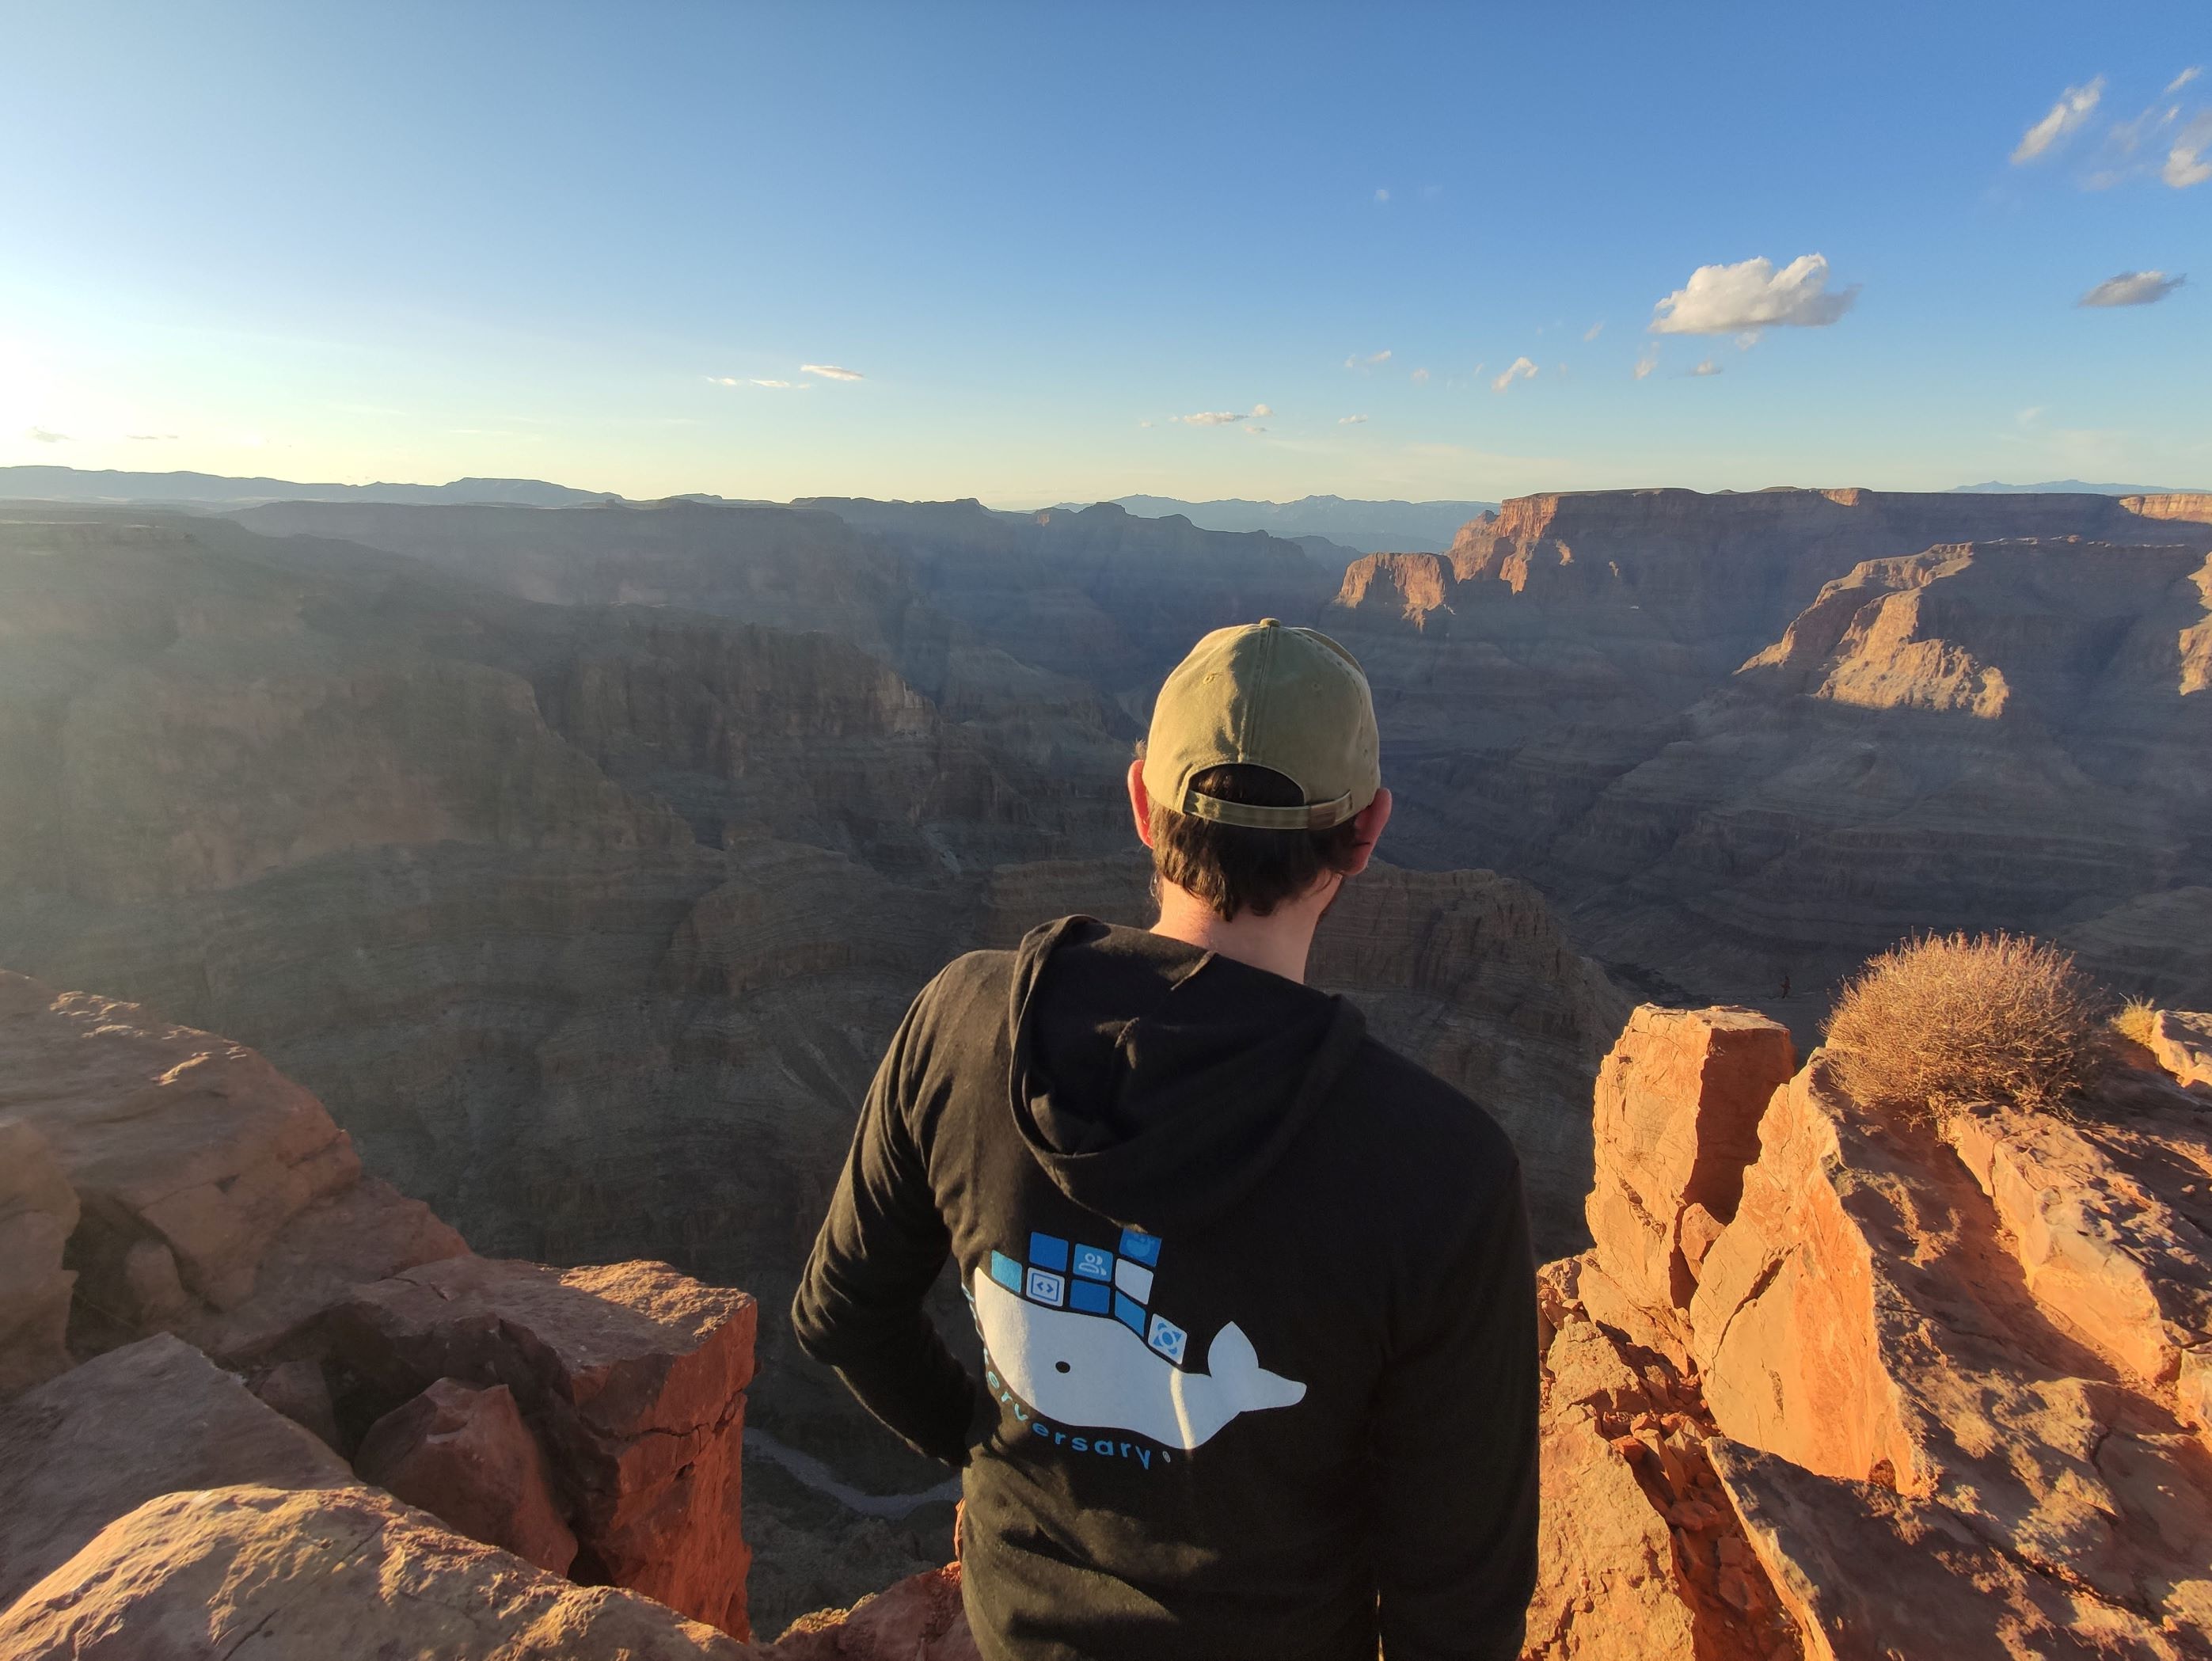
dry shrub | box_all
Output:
[1822,932,2108,1122]
[2113,996,2161,1050]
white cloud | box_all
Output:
[1338,414,1367,424]
[1137,420,1154,428]
[2168,67,2202,95]
[2166,112,2212,187]
[1633,346,1659,380]
[26,426,68,443]
[1173,401,1271,427]
[2016,405,2044,426]
[801,363,865,381]
[1692,359,1724,377]
[2012,76,2105,164]
[1650,253,1858,336]
[1410,367,1430,384]
[127,432,178,441]
[1491,356,1537,393]
[1343,349,1392,370]
[1245,424,1268,435]
[2078,270,2187,306]
[1374,187,1391,203]
[1583,321,1605,342]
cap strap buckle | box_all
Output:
[1182,789,1356,831]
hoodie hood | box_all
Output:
[1005,915,1366,1236]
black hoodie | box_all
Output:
[791,917,1537,1661]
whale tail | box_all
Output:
[1206,1321,1307,1415]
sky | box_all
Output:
[3,2,2208,505]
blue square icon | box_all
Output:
[1026,1268,1066,1307]
[1146,1314,1188,1365]
[1070,1279,1112,1314]
[1113,1291,1146,1335]
[1028,1233,1070,1272]
[1118,1228,1161,1268]
[1073,1245,1113,1281]
[989,1251,1023,1292]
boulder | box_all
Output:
[324,1253,756,1637]
[2149,1010,2212,1091]
[1945,1103,2212,1420]
[0,1116,78,1393]
[252,1357,344,1450]
[355,1377,579,1575]
[0,1332,353,1608]
[770,1564,978,1659]
[1581,1008,1795,1365]
[0,1484,754,1659]
[0,970,469,1362]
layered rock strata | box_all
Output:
[1327,494,2212,1015]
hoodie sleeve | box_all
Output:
[1370,1160,1540,1661]
[789,981,984,1467]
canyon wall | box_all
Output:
[1328,489,2212,1016]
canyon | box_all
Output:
[3,477,2210,1641]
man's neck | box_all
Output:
[1150,880,1331,985]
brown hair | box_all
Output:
[1144,756,1365,921]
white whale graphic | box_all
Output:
[973,1271,1306,1450]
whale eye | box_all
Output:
[1054,1360,1071,1374]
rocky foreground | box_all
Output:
[5,966,2207,1657]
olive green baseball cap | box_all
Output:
[1142,618,1381,830]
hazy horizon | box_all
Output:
[6,2,2207,503]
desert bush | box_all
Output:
[2112,997,2161,1050]
[1822,932,2108,1122]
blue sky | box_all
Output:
[4,2,2207,503]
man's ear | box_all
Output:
[1338,786,1393,876]
[1127,758,1157,850]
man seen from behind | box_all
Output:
[792,618,1540,1660]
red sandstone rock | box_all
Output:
[0,1484,754,1659]
[325,1253,756,1637]
[1686,1052,2211,1646]
[769,1564,978,1659]
[1710,1439,2172,1661]
[1581,1007,1795,1366]
[0,970,469,1363]
[0,1116,78,1393]
[1530,1291,1802,1660]
[2150,1010,2212,1091]
[1946,1103,2212,1420]
[0,970,359,1317]
[355,1377,579,1575]
[252,1357,343,1450]
[0,1332,354,1609]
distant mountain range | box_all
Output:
[1087,495,1499,553]
[0,466,619,508]
[1951,479,2205,496]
